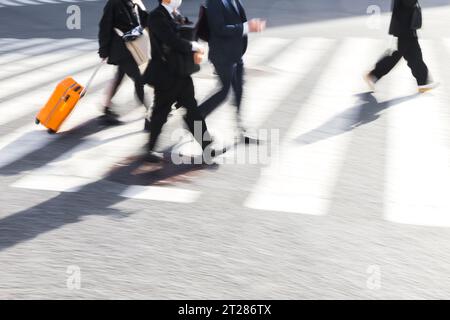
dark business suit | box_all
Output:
[98,0,147,104]
[143,5,211,151]
[370,0,429,85]
[198,0,248,118]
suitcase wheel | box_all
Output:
[47,129,56,135]
[35,118,40,125]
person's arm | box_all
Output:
[149,11,194,54]
[206,0,244,38]
[98,0,114,59]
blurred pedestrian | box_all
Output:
[98,0,149,126]
[198,0,266,142]
[365,0,439,93]
[143,0,221,163]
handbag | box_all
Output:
[114,1,150,66]
[411,1,422,30]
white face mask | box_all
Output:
[167,0,182,11]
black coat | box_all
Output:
[98,0,148,65]
[206,0,248,64]
[389,0,419,38]
[143,5,193,90]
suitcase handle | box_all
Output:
[81,60,105,98]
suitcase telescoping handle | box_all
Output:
[80,60,106,98]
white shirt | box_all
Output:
[161,3,175,18]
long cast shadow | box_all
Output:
[294,92,419,146]
[0,151,217,252]
[0,117,110,176]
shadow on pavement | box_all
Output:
[0,147,217,252]
[294,92,419,146]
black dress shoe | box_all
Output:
[243,135,261,145]
[144,118,151,132]
[201,146,227,165]
[143,151,164,163]
[101,107,123,126]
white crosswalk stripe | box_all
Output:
[384,40,450,227]
[0,0,22,6]
[244,38,384,215]
[1,36,450,220]
[0,38,53,53]
[183,37,296,153]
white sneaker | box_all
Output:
[418,81,440,93]
[364,73,377,92]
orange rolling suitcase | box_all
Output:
[36,62,103,134]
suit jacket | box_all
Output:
[98,0,148,65]
[389,0,419,38]
[143,5,194,90]
[206,0,248,64]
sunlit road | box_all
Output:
[1,0,450,299]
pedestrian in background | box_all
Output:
[365,0,439,93]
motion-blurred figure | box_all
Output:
[198,0,266,141]
[365,0,439,93]
[98,0,148,125]
[143,0,218,163]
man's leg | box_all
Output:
[198,62,234,118]
[400,37,429,86]
[119,58,146,106]
[105,66,126,107]
[148,88,176,152]
[102,66,126,125]
[370,43,403,81]
[177,77,212,150]
[231,60,244,113]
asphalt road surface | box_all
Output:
[1,0,450,299]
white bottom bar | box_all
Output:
[120,185,200,203]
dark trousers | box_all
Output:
[148,77,211,151]
[110,58,145,105]
[198,60,244,117]
[371,37,429,86]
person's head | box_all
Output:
[160,0,182,10]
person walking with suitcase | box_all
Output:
[365,0,439,93]
[98,0,149,125]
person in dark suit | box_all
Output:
[365,0,439,93]
[198,0,265,140]
[98,0,148,125]
[143,0,218,163]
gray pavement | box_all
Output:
[1,0,450,299]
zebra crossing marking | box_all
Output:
[244,38,383,215]
[2,36,450,225]
[0,0,22,6]
[0,38,91,65]
[120,186,200,203]
[0,38,53,53]
[0,124,54,168]
[10,107,147,184]
[384,40,450,227]
[242,38,336,131]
